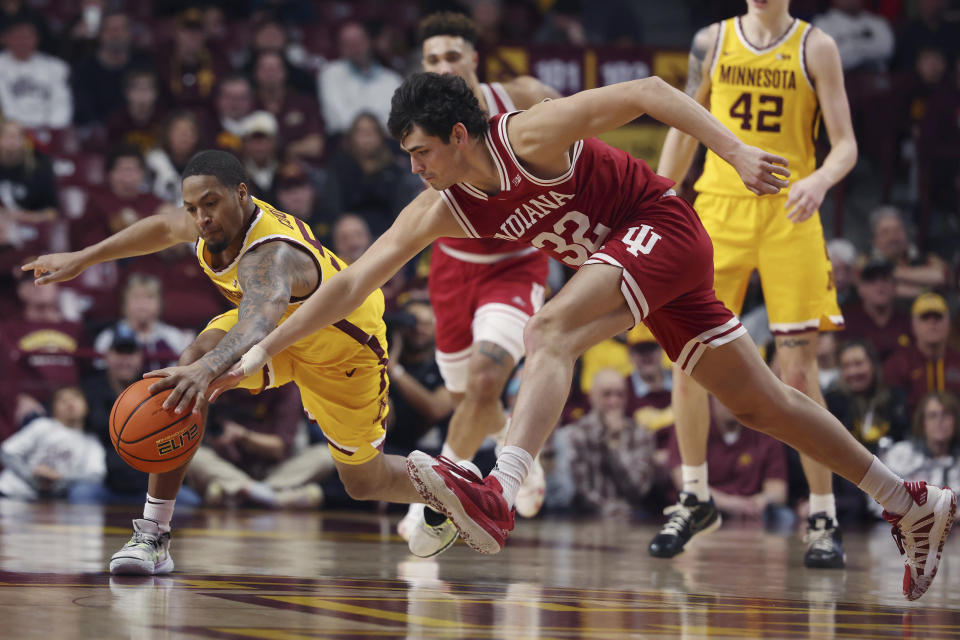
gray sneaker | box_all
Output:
[109,519,174,575]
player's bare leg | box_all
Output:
[775,331,844,568]
[692,336,870,494]
[692,335,954,598]
[110,331,220,575]
[648,366,720,558]
[403,338,549,556]
[444,344,513,459]
[336,453,430,504]
[407,265,954,598]
[407,264,633,553]
[399,346,511,552]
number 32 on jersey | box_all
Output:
[531,210,661,266]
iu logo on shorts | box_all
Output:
[622,225,661,256]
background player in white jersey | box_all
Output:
[216,73,954,602]
[651,0,857,568]
[397,12,562,557]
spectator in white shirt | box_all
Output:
[318,21,401,136]
[0,386,105,500]
[0,18,72,129]
[870,391,960,516]
[813,0,895,72]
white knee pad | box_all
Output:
[435,303,531,393]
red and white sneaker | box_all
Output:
[882,481,957,601]
[406,451,515,554]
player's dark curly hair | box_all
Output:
[388,72,488,144]
[182,149,247,189]
[418,11,477,46]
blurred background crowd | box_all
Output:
[1,0,960,527]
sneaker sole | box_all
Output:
[803,554,846,570]
[908,488,957,601]
[109,555,174,576]
[406,452,503,554]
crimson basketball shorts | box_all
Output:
[428,245,549,393]
[584,192,747,375]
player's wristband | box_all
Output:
[240,344,271,377]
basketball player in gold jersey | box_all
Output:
[396,11,562,557]
[23,151,434,575]
[649,0,857,567]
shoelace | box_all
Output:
[892,523,930,570]
[803,525,836,551]
[128,531,161,551]
[435,455,483,483]
[660,503,694,536]
[890,523,905,555]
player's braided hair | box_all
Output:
[388,72,488,144]
[182,149,247,189]
[418,11,477,46]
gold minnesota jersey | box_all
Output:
[196,197,386,367]
[695,17,820,197]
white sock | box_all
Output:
[144,494,176,533]
[808,493,837,521]
[441,442,468,462]
[491,445,533,508]
[681,463,710,502]
[857,456,913,516]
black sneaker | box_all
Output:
[803,512,845,569]
[648,492,722,558]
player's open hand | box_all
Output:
[207,364,245,403]
[144,361,216,415]
[730,144,790,196]
[785,173,828,223]
[21,251,89,285]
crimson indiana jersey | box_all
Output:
[436,83,547,261]
[440,112,675,267]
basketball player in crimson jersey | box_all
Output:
[650,0,858,568]
[214,73,955,601]
[396,12,561,557]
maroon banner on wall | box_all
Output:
[479,45,688,95]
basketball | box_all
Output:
[109,378,204,474]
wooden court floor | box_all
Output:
[1,499,959,639]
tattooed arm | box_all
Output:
[146,242,318,414]
[657,23,718,183]
[193,243,312,375]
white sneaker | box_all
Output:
[882,481,957,600]
[275,483,323,509]
[239,481,278,508]
[398,502,425,542]
[404,460,482,557]
[515,455,545,518]
[109,519,174,575]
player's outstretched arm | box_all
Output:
[214,190,461,394]
[657,23,717,183]
[508,73,789,196]
[147,241,303,414]
[21,207,198,285]
[505,75,563,109]
[785,28,858,223]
